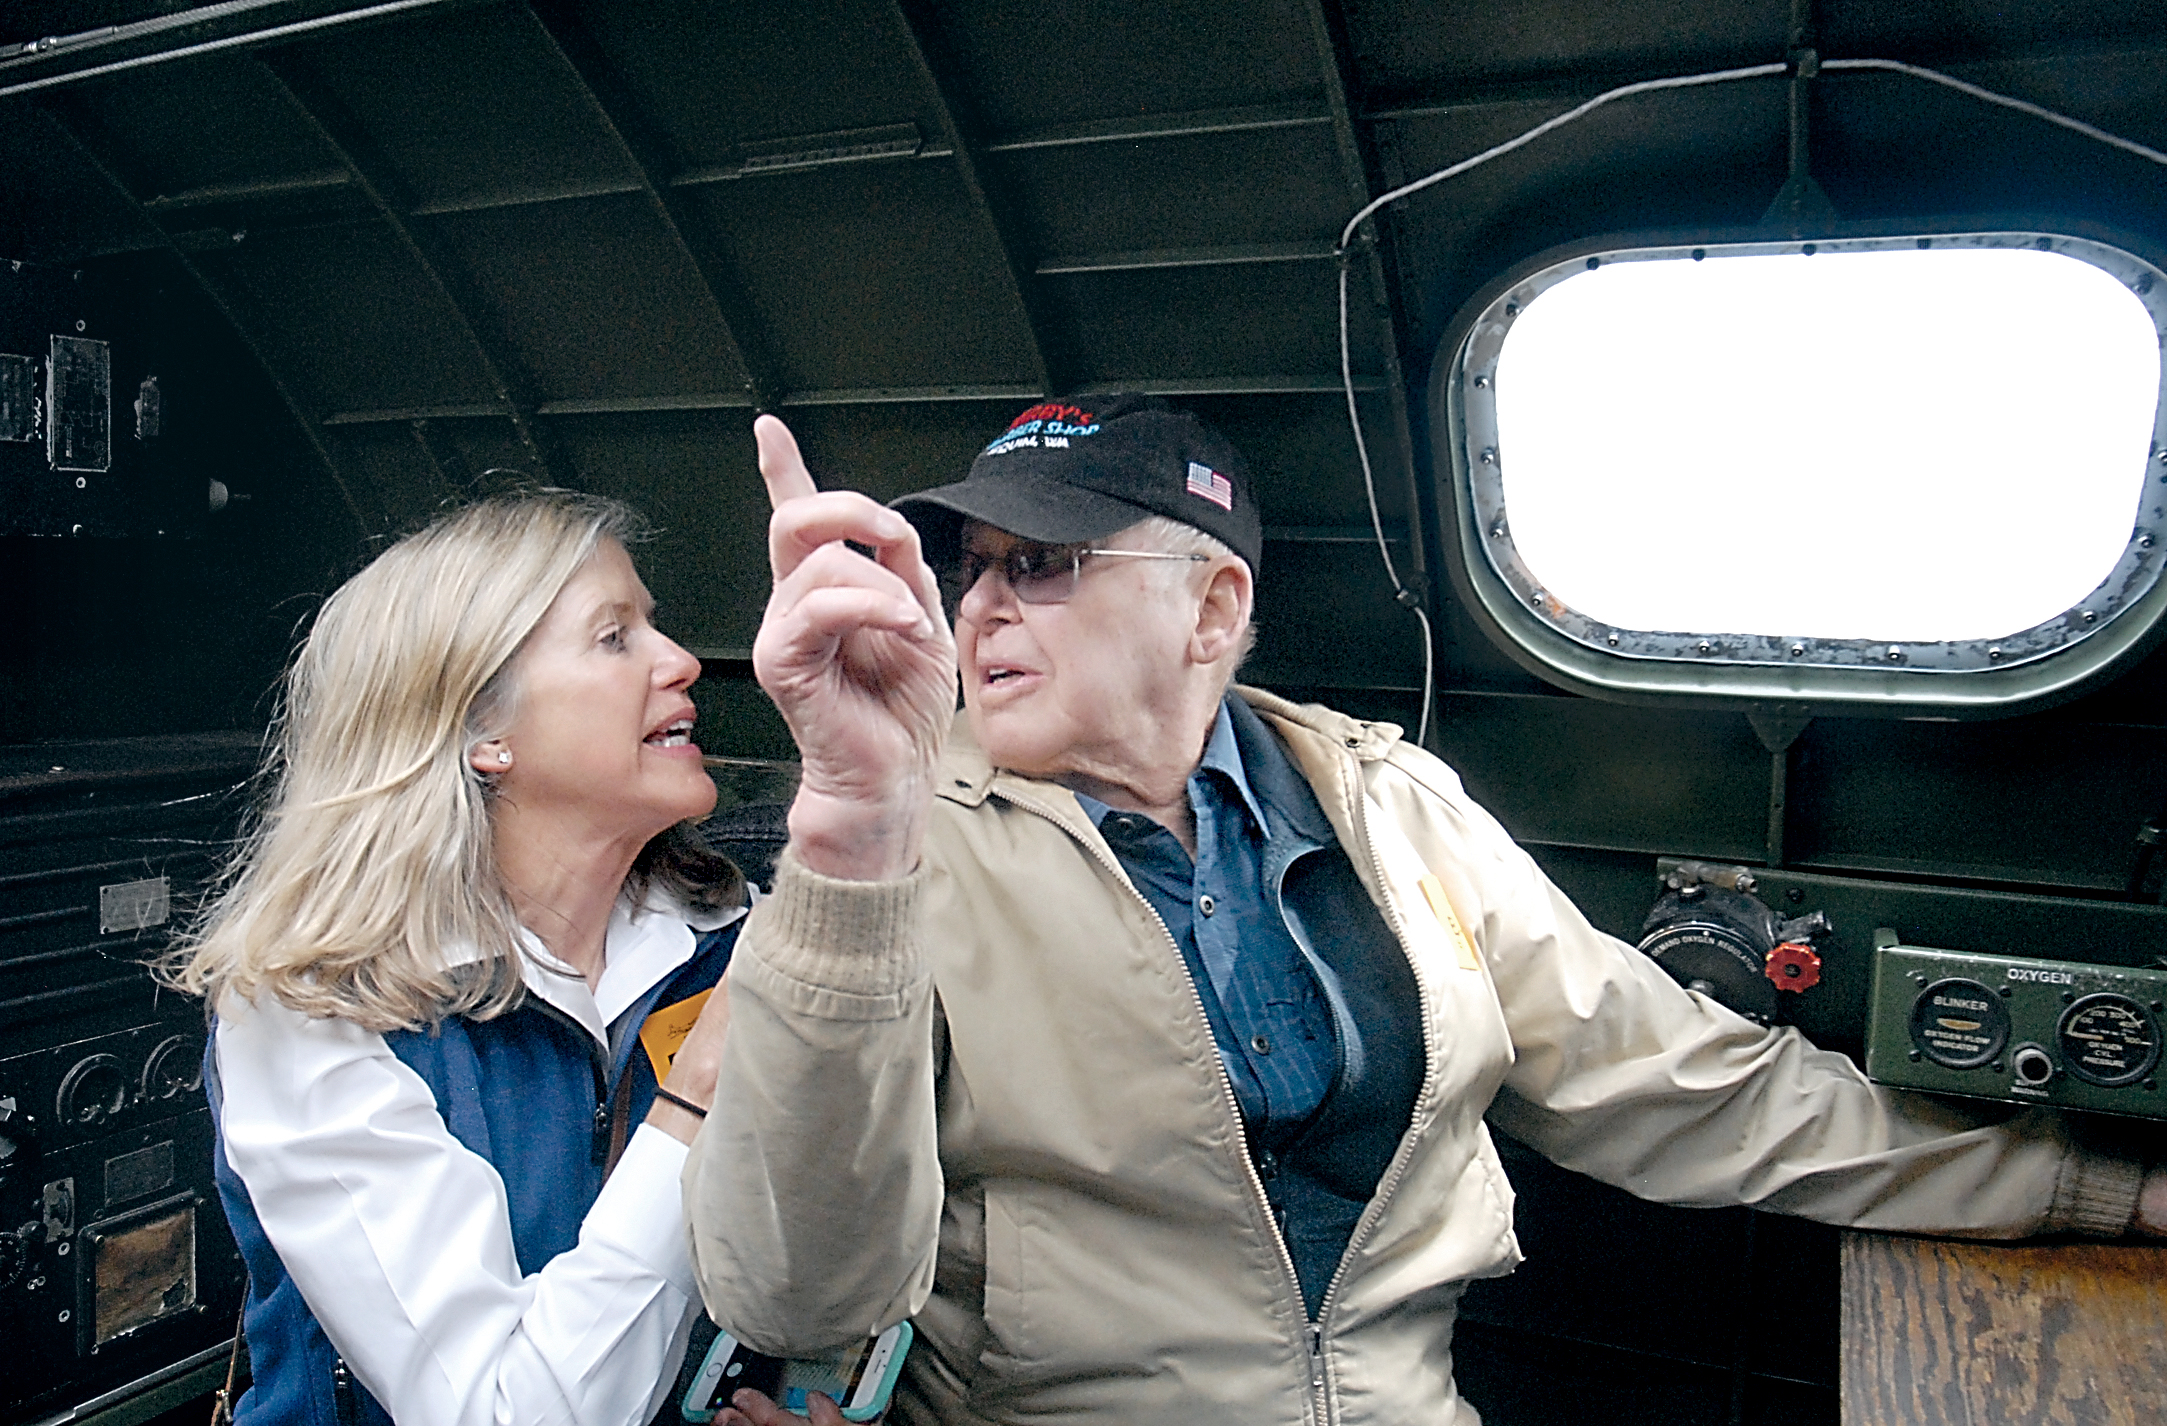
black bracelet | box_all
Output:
[652,1085,709,1119]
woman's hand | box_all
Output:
[715,1387,847,1426]
[645,973,731,1145]
[751,415,957,882]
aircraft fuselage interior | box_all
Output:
[3,2,2166,1424]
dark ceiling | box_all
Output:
[5,0,2167,755]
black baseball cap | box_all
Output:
[893,394,1262,574]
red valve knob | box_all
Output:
[1765,942,1822,993]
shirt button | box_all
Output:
[1198,894,1216,916]
[1251,1033,1272,1056]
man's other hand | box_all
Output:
[751,414,957,881]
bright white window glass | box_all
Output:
[1492,249,2161,642]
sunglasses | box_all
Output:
[941,543,1210,606]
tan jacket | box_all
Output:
[685,689,2141,1425]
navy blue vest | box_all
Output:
[207,924,737,1426]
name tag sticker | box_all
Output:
[638,989,712,1083]
[1419,874,1481,971]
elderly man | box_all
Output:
[686,395,2163,1425]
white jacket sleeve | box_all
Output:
[1406,769,2147,1238]
[682,853,942,1356]
[215,999,702,1426]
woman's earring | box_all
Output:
[497,750,512,766]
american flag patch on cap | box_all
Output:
[1185,461,1233,510]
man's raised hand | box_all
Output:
[751,414,956,881]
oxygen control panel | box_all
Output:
[1866,932,2167,1119]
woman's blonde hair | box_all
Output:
[166,491,740,1031]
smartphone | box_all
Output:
[682,1321,912,1423]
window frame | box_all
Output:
[1430,220,2167,716]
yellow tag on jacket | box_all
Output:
[638,989,711,1083]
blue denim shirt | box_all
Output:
[1077,698,1339,1147]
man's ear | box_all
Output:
[1190,559,1253,667]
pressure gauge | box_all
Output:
[2056,994,2159,1087]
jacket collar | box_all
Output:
[440,887,747,1046]
[936,685,1404,814]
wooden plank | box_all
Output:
[1841,1231,2167,1425]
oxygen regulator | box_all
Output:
[1637,860,1832,1026]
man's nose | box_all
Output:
[956,563,1018,624]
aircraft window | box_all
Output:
[1439,232,2167,712]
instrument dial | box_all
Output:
[2056,994,2159,1087]
[1909,978,2009,1070]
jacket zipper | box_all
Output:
[995,785,1328,1424]
[517,993,617,1164]
[1299,739,1448,1414]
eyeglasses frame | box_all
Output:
[948,543,1212,606]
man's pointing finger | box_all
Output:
[755,413,818,509]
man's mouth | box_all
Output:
[983,665,1029,685]
[645,717,695,747]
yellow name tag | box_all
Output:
[638,989,712,1084]
[1419,874,1481,971]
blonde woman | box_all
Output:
[172,493,743,1426]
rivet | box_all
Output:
[1788,643,1805,657]
[58,1309,70,1323]
[2082,609,2097,624]
[1917,237,1933,249]
[73,319,85,332]
[1696,639,1714,654]
[2035,235,2052,251]
[1691,248,1706,261]
[2142,534,2156,549]
[1908,1050,1921,1062]
[1480,448,1497,466]
[1802,243,1817,256]
[74,476,85,489]
[1344,736,1361,749]
[1504,302,1519,317]
[1488,520,1505,538]
[1472,373,1491,389]
[1530,590,1545,607]
[1988,647,2003,660]
[1887,645,1904,662]
[1586,256,1602,270]
[1605,633,1620,647]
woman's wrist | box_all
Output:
[645,1095,705,1146]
